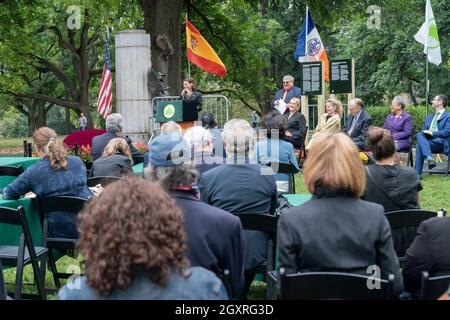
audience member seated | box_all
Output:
[402,217,450,297]
[58,177,228,300]
[272,75,301,107]
[183,126,224,176]
[160,121,182,135]
[282,97,307,149]
[254,111,299,193]
[201,112,225,158]
[144,122,183,169]
[2,127,91,238]
[277,132,403,296]
[199,119,277,299]
[306,98,343,151]
[90,138,133,177]
[143,134,244,298]
[363,127,422,212]
[383,96,413,152]
[415,94,450,177]
[91,113,144,164]
[363,127,423,257]
[342,98,373,151]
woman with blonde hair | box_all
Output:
[2,127,91,238]
[277,132,404,296]
[282,97,307,148]
[306,98,343,150]
[91,138,133,177]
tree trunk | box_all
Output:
[141,0,183,95]
[260,0,272,115]
[65,107,72,133]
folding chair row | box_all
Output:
[234,213,278,300]
[0,205,47,300]
[384,209,446,265]
[267,269,395,300]
[0,260,7,300]
[0,165,24,177]
[421,271,450,300]
[36,196,88,289]
[86,176,121,188]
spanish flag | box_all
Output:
[186,19,227,78]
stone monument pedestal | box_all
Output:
[115,30,152,143]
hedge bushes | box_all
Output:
[365,105,430,143]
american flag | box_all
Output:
[97,27,113,119]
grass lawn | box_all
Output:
[0,136,68,149]
[2,173,449,300]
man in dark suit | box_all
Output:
[342,98,373,150]
[143,132,245,298]
[402,216,450,295]
[415,94,450,176]
[272,75,302,108]
[198,119,277,299]
[91,113,144,164]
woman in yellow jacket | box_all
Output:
[306,98,343,150]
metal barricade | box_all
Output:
[149,95,230,140]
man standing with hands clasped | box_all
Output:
[78,113,87,131]
[415,94,450,177]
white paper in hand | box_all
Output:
[275,100,287,115]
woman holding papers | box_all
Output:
[282,97,307,149]
[306,98,343,150]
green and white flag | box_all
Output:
[414,0,442,65]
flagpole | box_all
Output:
[186,13,192,78]
[425,49,429,116]
[305,6,308,58]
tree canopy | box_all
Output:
[0,0,448,136]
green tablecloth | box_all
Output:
[132,162,144,176]
[0,157,40,188]
[0,196,42,247]
[283,194,312,206]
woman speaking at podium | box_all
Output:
[180,78,203,116]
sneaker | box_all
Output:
[427,159,436,170]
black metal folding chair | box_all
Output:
[0,165,24,178]
[270,162,299,194]
[87,176,121,188]
[0,205,47,300]
[37,196,87,289]
[420,271,450,300]
[385,209,444,265]
[0,260,7,300]
[234,213,278,299]
[275,269,395,300]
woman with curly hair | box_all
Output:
[58,177,228,300]
[2,127,91,238]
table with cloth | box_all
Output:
[0,196,42,247]
[0,157,40,189]
[132,162,144,176]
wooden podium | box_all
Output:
[155,100,198,133]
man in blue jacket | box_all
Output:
[415,94,450,176]
[272,75,302,109]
